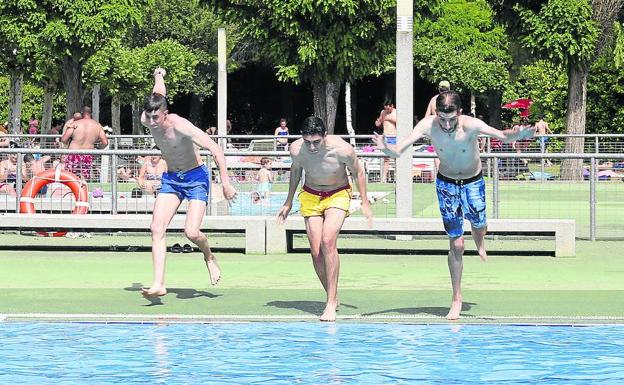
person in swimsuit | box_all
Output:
[256,157,273,199]
[374,99,397,183]
[277,116,373,322]
[140,68,237,298]
[0,154,18,196]
[274,118,289,151]
[138,154,167,195]
[375,91,535,320]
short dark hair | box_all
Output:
[81,106,92,115]
[436,91,462,114]
[143,93,168,113]
[23,154,34,163]
[260,157,271,165]
[279,118,287,124]
[383,97,394,107]
[300,116,327,137]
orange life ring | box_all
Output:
[19,167,90,237]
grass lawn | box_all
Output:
[0,235,622,323]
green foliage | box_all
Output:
[129,0,233,97]
[0,76,66,130]
[413,0,510,93]
[226,0,396,84]
[515,0,599,66]
[504,60,567,131]
[615,22,624,69]
[84,39,198,103]
[504,53,624,134]
[586,52,624,134]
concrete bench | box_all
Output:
[265,217,576,257]
[0,213,266,254]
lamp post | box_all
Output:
[396,0,414,219]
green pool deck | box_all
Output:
[0,236,622,323]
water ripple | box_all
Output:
[0,323,623,384]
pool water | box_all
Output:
[228,192,300,216]
[1,322,623,384]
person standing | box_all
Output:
[375,91,535,320]
[274,118,290,151]
[60,108,108,180]
[277,116,372,322]
[424,80,451,117]
[140,68,237,297]
[374,99,397,183]
[535,116,553,167]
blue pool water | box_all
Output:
[228,192,300,215]
[1,322,623,384]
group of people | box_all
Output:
[137,68,535,323]
[0,70,540,322]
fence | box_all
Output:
[1,134,623,240]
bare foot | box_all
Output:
[141,286,167,297]
[320,302,338,322]
[204,255,221,285]
[478,246,488,262]
[446,300,462,320]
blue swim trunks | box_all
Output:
[160,164,211,201]
[385,136,397,145]
[435,171,486,238]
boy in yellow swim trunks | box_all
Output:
[277,116,372,322]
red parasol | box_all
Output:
[502,98,532,118]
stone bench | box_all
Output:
[265,217,576,257]
[0,213,266,254]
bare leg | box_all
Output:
[471,225,488,261]
[304,216,328,292]
[184,200,220,285]
[142,193,181,297]
[446,236,464,320]
[318,208,347,322]
[381,157,389,183]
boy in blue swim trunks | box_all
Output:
[375,91,535,320]
[140,68,237,298]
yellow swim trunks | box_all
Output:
[298,184,352,217]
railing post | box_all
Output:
[492,156,499,219]
[486,137,491,178]
[111,140,118,215]
[207,154,213,216]
[590,156,596,241]
[15,151,23,213]
[540,136,545,183]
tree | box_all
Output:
[413,0,510,123]
[130,0,241,127]
[516,0,623,180]
[35,0,152,119]
[84,39,198,134]
[221,0,396,133]
[0,0,44,133]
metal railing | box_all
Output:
[2,137,624,240]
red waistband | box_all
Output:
[302,184,351,198]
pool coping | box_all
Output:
[2,313,624,324]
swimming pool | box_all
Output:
[228,192,300,216]
[1,322,623,384]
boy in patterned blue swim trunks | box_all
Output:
[375,91,535,320]
[140,68,237,298]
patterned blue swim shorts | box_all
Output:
[435,171,486,238]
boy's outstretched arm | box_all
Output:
[153,68,167,97]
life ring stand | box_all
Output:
[19,167,90,237]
